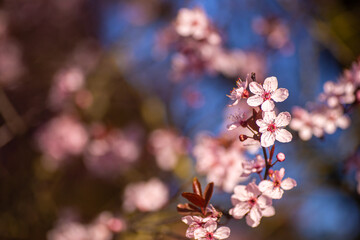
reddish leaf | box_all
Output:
[177,203,194,213]
[192,177,202,197]
[182,192,205,207]
[203,182,214,207]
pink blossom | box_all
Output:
[256,111,292,147]
[241,155,265,177]
[47,211,121,240]
[227,75,249,106]
[194,134,247,192]
[193,222,230,240]
[320,107,350,134]
[290,107,324,141]
[123,178,169,212]
[229,182,275,227]
[175,8,210,40]
[49,67,85,110]
[227,112,247,130]
[320,81,355,107]
[247,76,289,111]
[258,168,296,199]
[84,124,142,178]
[182,215,217,239]
[36,115,88,169]
[148,128,188,171]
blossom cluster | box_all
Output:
[178,178,231,240]
[290,58,360,141]
[225,74,296,227]
[47,211,125,240]
[156,7,265,80]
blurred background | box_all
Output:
[0,0,360,239]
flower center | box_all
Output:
[206,232,214,240]
[248,197,257,206]
[274,180,281,188]
[267,123,276,133]
[263,91,272,100]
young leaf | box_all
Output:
[203,182,214,207]
[192,177,202,197]
[182,192,205,207]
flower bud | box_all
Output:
[276,152,285,162]
[239,134,248,142]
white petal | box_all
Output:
[275,112,291,127]
[261,206,275,217]
[247,95,263,107]
[182,216,195,225]
[337,115,350,129]
[275,129,292,143]
[205,221,217,233]
[278,168,285,179]
[233,185,250,201]
[299,127,312,141]
[227,122,240,130]
[256,120,268,133]
[263,111,276,123]
[272,88,289,102]
[247,205,262,227]
[249,82,264,95]
[246,182,261,196]
[267,187,284,199]
[246,214,260,228]
[260,131,275,147]
[229,202,250,219]
[263,76,278,92]
[214,227,231,239]
[281,178,297,190]
[257,195,272,208]
[261,100,275,112]
[194,228,207,238]
[258,180,274,193]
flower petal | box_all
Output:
[275,129,292,143]
[233,185,250,201]
[261,206,275,217]
[263,111,276,123]
[260,131,275,147]
[249,82,264,95]
[247,205,262,228]
[247,95,263,107]
[281,178,297,190]
[263,77,278,92]
[272,88,289,102]
[227,122,240,131]
[267,187,284,199]
[205,221,217,233]
[275,112,291,127]
[214,227,231,239]
[182,216,195,225]
[229,202,250,219]
[261,100,275,112]
[258,180,273,193]
[194,228,207,238]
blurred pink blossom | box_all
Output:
[123,178,169,212]
[193,133,247,192]
[148,128,188,171]
[193,221,230,240]
[47,211,124,240]
[36,114,88,170]
[84,124,143,178]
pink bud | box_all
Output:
[277,152,285,162]
[239,134,248,142]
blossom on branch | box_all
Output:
[256,111,292,147]
[247,76,289,112]
[229,182,275,227]
[258,168,297,199]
